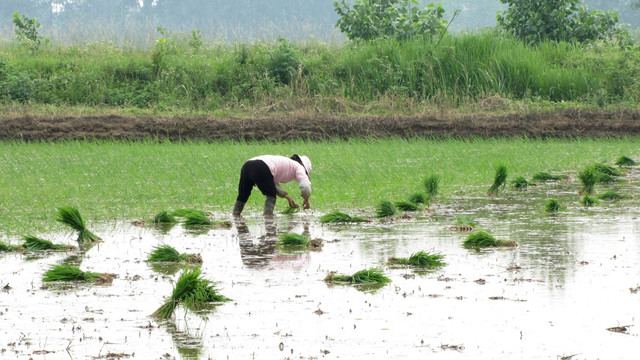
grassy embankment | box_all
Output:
[1,137,639,237]
[1,31,639,116]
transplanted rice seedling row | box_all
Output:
[2,138,639,235]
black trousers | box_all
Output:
[236,160,277,203]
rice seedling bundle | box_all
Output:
[532,172,564,182]
[455,215,478,227]
[0,241,21,252]
[325,268,391,284]
[147,244,201,263]
[424,174,441,197]
[183,212,212,226]
[152,266,230,319]
[153,211,177,224]
[463,230,517,248]
[615,156,636,166]
[578,166,598,194]
[42,264,102,282]
[376,200,397,218]
[488,164,507,195]
[24,235,74,251]
[282,206,300,215]
[597,191,629,201]
[277,233,310,247]
[545,199,562,213]
[56,206,100,243]
[511,176,529,190]
[388,251,445,267]
[320,211,368,223]
[594,163,622,177]
[394,200,419,211]
[171,209,209,218]
[581,194,597,207]
[407,192,429,205]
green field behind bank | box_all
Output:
[1,137,639,237]
[1,31,640,116]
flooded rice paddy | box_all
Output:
[1,177,640,359]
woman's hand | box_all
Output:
[285,195,298,208]
[303,199,311,209]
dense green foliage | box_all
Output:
[334,0,447,41]
[497,0,627,44]
[1,32,639,110]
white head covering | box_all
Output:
[300,155,312,174]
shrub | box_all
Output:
[334,0,447,41]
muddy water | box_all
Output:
[2,180,640,359]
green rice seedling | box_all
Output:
[319,210,369,223]
[147,245,202,264]
[407,192,429,205]
[455,215,478,227]
[511,176,529,190]
[277,233,310,247]
[394,200,419,211]
[388,251,445,267]
[424,174,441,197]
[488,164,508,195]
[281,206,300,215]
[545,199,562,213]
[171,209,208,218]
[24,235,75,251]
[463,230,517,248]
[183,212,212,226]
[376,200,397,218]
[596,172,615,183]
[594,163,622,177]
[578,166,598,194]
[597,191,630,201]
[152,266,230,319]
[615,156,636,166]
[42,264,102,282]
[0,241,21,252]
[153,211,177,224]
[581,194,598,207]
[56,206,100,243]
[325,268,391,284]
[532,172,564,182]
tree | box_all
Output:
[334,0,447,41]
[12,12,49,52]
[497,0,626,44]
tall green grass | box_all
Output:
[1,137,639,236]
[1,32,639,112]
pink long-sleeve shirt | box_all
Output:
[251,155,311,199]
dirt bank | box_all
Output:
[1,109,640,141]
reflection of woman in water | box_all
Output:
[233,154,312,216]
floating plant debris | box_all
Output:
[376,200,397,218]
[152,266,230,319]
[24,236,75,251]
[320,210,369,223]
[56,206,101,243]
[463,231,517,248]
[388,251,445,267]
[147,245,202,264]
